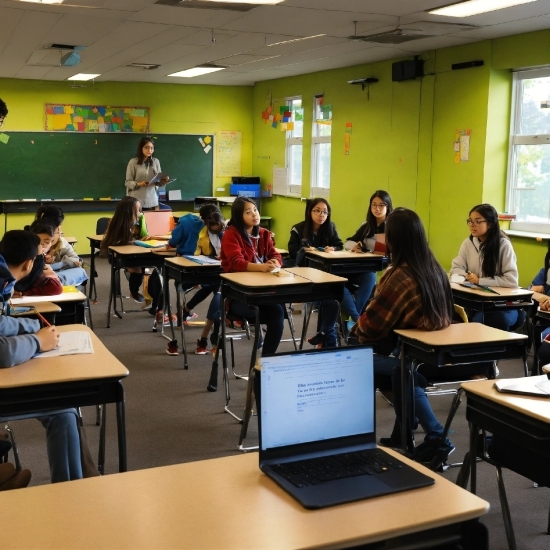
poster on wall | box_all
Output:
[216,130,242,177]
[454,129,471,163]
[45,104,150,133]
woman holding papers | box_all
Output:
[126,137,170,211]
[343,190,393,324]
[450,203,519,331]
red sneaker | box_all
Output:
[195,339,208,355]
[166,340,179,356]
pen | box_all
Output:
[34,309,52,327]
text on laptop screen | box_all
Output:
[260,348,374,450]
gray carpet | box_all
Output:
[8,255,550,550]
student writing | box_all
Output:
[0,230,96,483]
[220,197,284,356]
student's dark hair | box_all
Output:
[228,197,260,239]
[302,198,332,242]
[199,203,220,220]
[469,204,507,278]
[0,98,7,118]
[206,211,225,231]
[27,205,64,230]
[0,230,40,267]
[29,221,55,237]
[101,196,140,251]
[362,190,393,239]
[544,240,550,284]
[385,208,453,330]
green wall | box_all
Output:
[252,30,550,287]
[3,27,550,285]
[0,79,253,245]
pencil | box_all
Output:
[34,309,52,327]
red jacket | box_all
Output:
[221,226,281,273]
[22,274,63,296]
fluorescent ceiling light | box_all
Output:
[429,0,538,17]
[67,73,100,81]
[19,0,63,3]
[168,65,226,77]
[188,0,284,3]
[267,34,326,47]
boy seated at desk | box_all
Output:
[11,223,62,297]
[0,230,96,483]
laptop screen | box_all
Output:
[260,347,374,451]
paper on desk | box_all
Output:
[183,255,221,265]
[34,331,93,359]
[450,273,465,283]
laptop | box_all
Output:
[259,346,434,509]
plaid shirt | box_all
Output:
[355,265,450,345]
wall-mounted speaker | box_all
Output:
[392,59,424,82]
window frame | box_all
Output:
[285,96,303,197]
[507,67,550,233]
[310,94,331,198]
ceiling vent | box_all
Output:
[127,63,161,70]
[155,0,259,11]
[360,30,434,44]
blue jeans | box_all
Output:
[38,409,83,483]
[316,300,339,347]
[340,272,376,321]
[56,267,88,287]
[470,309,518,331]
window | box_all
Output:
[311,95,331,197]
[285,97,303,196]
[507,68,550,232]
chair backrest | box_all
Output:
[453,304,469,324]
[143,210,174,236]
[96,217,111,235]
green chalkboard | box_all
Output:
[0,132,213,200]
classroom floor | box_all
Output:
[9,255,550,550]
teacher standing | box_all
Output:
[125,137,169,211]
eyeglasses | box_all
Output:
[466,219,487,226]
[312,209,329,216]
[371,203,387,209]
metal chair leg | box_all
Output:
[496,465,517,550]
[4,423,22,471]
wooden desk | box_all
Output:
[0,451,489,550]
[65,236,77,246]
[163,256,223,369]
[86,234,104,301]
[106,245,175,327]
[0,325,129,473]
[215,268,347,448]
[394,324,527,453]
[306,249,386,276]
[10,301,62,325]
[450,282,533,317]
[12,291,88,326]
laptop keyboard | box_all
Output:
[271,449,405,488]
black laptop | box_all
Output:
[258,346,434,509]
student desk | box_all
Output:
[214,268,347,448]
[306,249,386,276]
[0,325,129,473]
[12,291,88,327]
[0,450,489,550]
[86,234,104,301]
[458,377,550,548]
[450,283,533,321]
[163,256,223,369]
[394,324,528,453]
[106,245,175,328]
[10,301,62,325]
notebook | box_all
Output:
[259,346,434,509]
[494,375,550,398]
